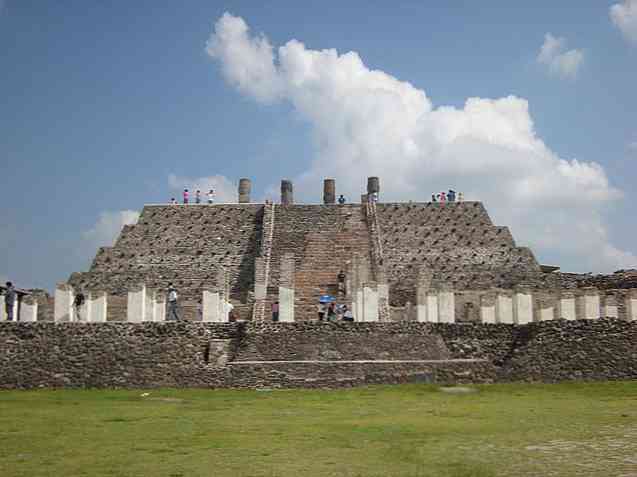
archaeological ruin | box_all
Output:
[1,177,636,389]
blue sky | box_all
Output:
[1,1,636,291]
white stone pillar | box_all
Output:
[437,287,455,323]
[90,291,108,322]
[362,282,379,322]
[538,304,555,321]
[495,292,513,324]
[534,296,556,322]
[426,292,438,323]
[576,288,600,320]
[558,291,576,320]
[480,292,497,324]
[602,294,618,319]
[144,288,156,322]
[154,292,166,322]
[127,283,146,323]
[625,290,637,321]
[19,295,38,322]
[279,253,295,322]
[416,285,428,322]
[513,288,533,324]
[202,288,224,322]
[54,283,74,322]
[0,294,6,321]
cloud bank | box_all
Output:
[537,33,584,79]
[82,210,140,250]
[611,0,637,45]
[206,13,636,272]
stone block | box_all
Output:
[558,292,576,320]
[54,283,74,322]
[362,283,379,322]
[203,289,224,322]
[154,293,166,322]
[495,292,513,324]
[144,289,157,322]
[437,288,455,323]
[416,286,428,322]
[127,284,146,323]
[90,291,108,322]
[19,295,38,322]
[426,292,438,323]
[480,292,496,324]
[626,290,637,321]
[576,289,600,320]
[602,295,618,319]
[513,289,533,324]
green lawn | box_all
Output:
[1,382,636,477]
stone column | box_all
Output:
[0,294,5,321]
[367,176,380,197]
[576,288,600,320]
[558,291,576,320]
[362,282,379,322]
[480,292,497,324]
[496,291,513,324]
[126,283,146,323]
[145,288,157,322]
[217,268,229,321]
[625,289,637,321]
[54,283,74,322]
[238,178,251,203]
[279,253,295,322]
[323,179,336,205]
[281,180,294,206]
[513,287,533,324]
[202,287,223,322]
[437,286,455,323]
[154,291,166,322]
[426,291,439,323]
[19,295,38,322]
[536,296,556,321]
[602,294,618,319]
[90,291,108,322]
[416,286,429,322]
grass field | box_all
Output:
[1,382,636,477]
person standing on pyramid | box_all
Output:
[195,190,201,204]
[167,284,180,321]
[207,189,214,204]
[183,189,189,204]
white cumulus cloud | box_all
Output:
[82,210,140,249]
[611,0,637,45]
[205,13,636,272]
[168,173,238,203]
[537,33,584,79]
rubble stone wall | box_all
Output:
[1,320,634,389]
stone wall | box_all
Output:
[1,320,635,389]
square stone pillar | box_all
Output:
[54,283,74,322]
[536,297,556,321]
[625,289,637,321]
[154,292,166,322]
[279,253,295,322]
[144,288,157,322]
[0,294,5,321]
[416,286,429,322]
[19,295,38,322]
[480,292,497,324]
[602,294,618,319]
[127,283,146,323]
[202,287,225,322]
[362,282,379,322]
[576,288,600,320]
[437,286,455,323]
[513,288,533,324]
[426,292,439,323]
[558,291,576,320]
[495,291,513,324]
[89,291,108,322]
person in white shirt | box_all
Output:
[167,284,180,321]
[207,189,214,204]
